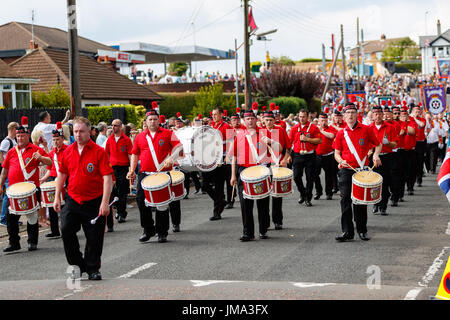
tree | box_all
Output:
[271,55,295,66]
[168,62,188,76]
[191,83,224,119]
[382,37,420,62]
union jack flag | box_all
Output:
[438,147,450,203]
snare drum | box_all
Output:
[240,165,272,200]
[351,171,383,205]
[40,181,65,208]
[169,170,186,201]
[271,167,293,197]
[6,182,40,215]
[141,173,173,207]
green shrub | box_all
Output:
[222,93,245,112]
[86,106,113,124]
[395,62,421,72]
[159,93,197,119]
[191,83,224,119]
[309,98,322,115]
[32,85,70,108]
[268,96,307,116]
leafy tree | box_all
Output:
[32,85,70,108]
[271,55,295,66]
[168,62,188,76]
[191,83,224,118]
[382,37,419,62]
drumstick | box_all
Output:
[90,197,119,225]
[231,184,236,203]
[157,155,171,172]
[129,178,133,196]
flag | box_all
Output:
[248,7,258,34]
[437,147,450,202]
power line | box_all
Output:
[172,0,206,50]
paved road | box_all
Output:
[0,169,448,300]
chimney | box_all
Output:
[437,20,442,36]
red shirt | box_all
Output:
[232,127,270,167]
[369,121,397,154]
[332,122,380,169]
[411,116,426,141]
[260,126,291,163]
[289,121,321,153]
[275,120,287,131]
[404,119,418,150]
[2,143,48,186]
[131,127,181,173]
[47,144,68,177]
[316,125,337,156]
[105,133,133,166]
[59,140,113,204]
[211,120,231,152]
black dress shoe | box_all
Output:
[274,224,283,230]
[326,195,332,200]
[209,214,221,221]
[3,243,20,252]
[107,227,114,232]
[298,197,305,204]
[117,216,126,223]
[417,183,422,187]
[225,203,234,209]
[239,235,254,242]
[139,230,155,242]
[335,233,354,242]
[305,200,312,207]
[259,233,269,239]
[202,191,207,194]
[194,188,200,194]
[391,201,398,207]
[45,232,61,238]
[408,190,414,195]
[358,233,370,241]
[114,213,119,220]
[399,198,404,202]
[172,224,180,232]
[88,271,102,280]
[158,235,167,243]
[372,205,379,214]
[28,243,37,251]
[380,208,388,216]
[314,194,322,200]
[333,189,339,194]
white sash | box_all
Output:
[343,129,367,170]
[146,134,163,172]
[15,146,36,181]
[245,134,265,164]
[53,152,60,173]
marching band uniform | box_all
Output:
[57,129,113,280]
[388,105,404,206]
[333,103,381,242]
[289,113,322,206]
[104,130,133,222]
[412,106,426,187]
[131,109,182,242]
[314,111,337,200]
[1,117,50,252]
[425,117,441,174]
[403,111,418,195]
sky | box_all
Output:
[1,0,449,76]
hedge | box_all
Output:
[85,104,146,128]
[267,96,307,116]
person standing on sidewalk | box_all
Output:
[0,122,18,226]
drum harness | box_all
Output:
[343,129,368,172]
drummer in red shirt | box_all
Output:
[104,119,133,223]
[273,105,287,132]
[0,117,52,253]
[402,106,418,196]
[261,109,291,230]
[40,121,68,238]
[410,103,426,187]
[289,109,322,207]
[230,108,273,241]
[314,109,337,200]
[385,103,403,206]
[54,117,113,280]
[127,109,183,243]
[369,105,397,215]
[333,103,382,242]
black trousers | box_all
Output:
[390,151,404,202]
[136,172,169,236]
[6,188,41,246]
[415,140,426,184]
[271,197,283,225]
[169,200,181,226]
[373,153,392,210]
[183,171,201,196]
[60,195,105,274]
[404,149,417,191]
[237,166,270,237]
[314,153,334,197]
[48,207,61,235]
[224,164,236,204]
[112,165,129,219]
[292,152,316,201]
[203,165,226,215]
[338,168,368,235]
[426,142,439,173]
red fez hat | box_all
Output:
[324,107,330,114]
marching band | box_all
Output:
[0,97,447,280]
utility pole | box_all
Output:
[356,17,360,91]
[235,38,239,109]
[243,0,251,109]
[361,29,365,77]
[341,24,347,104]
[322,43,326,76]
[331,34,335,76]
[321,40,342,102]
[67,0,81,116]
[31,9,35,48]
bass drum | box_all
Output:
[174,126,223,172]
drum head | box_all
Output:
[272,167,292,178]
[353,171,381,184]
[169,170,184,184]
[241,165,270,179]
[41,181,57,188]
[7,182,36,196]
[142,173,170,189]
[191,126,223,172]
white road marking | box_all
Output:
[404,287,423,300]
[291,282,337,288]
[117,263,157,279]
[191,280,243,287]
[445,223,450,235]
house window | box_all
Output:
[0,83,32,109]
[376,52,382,60]
[2,91,12,108]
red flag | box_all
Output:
[248,7,258,34]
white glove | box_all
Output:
[438,143,444,149]
[382,137,389,145]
